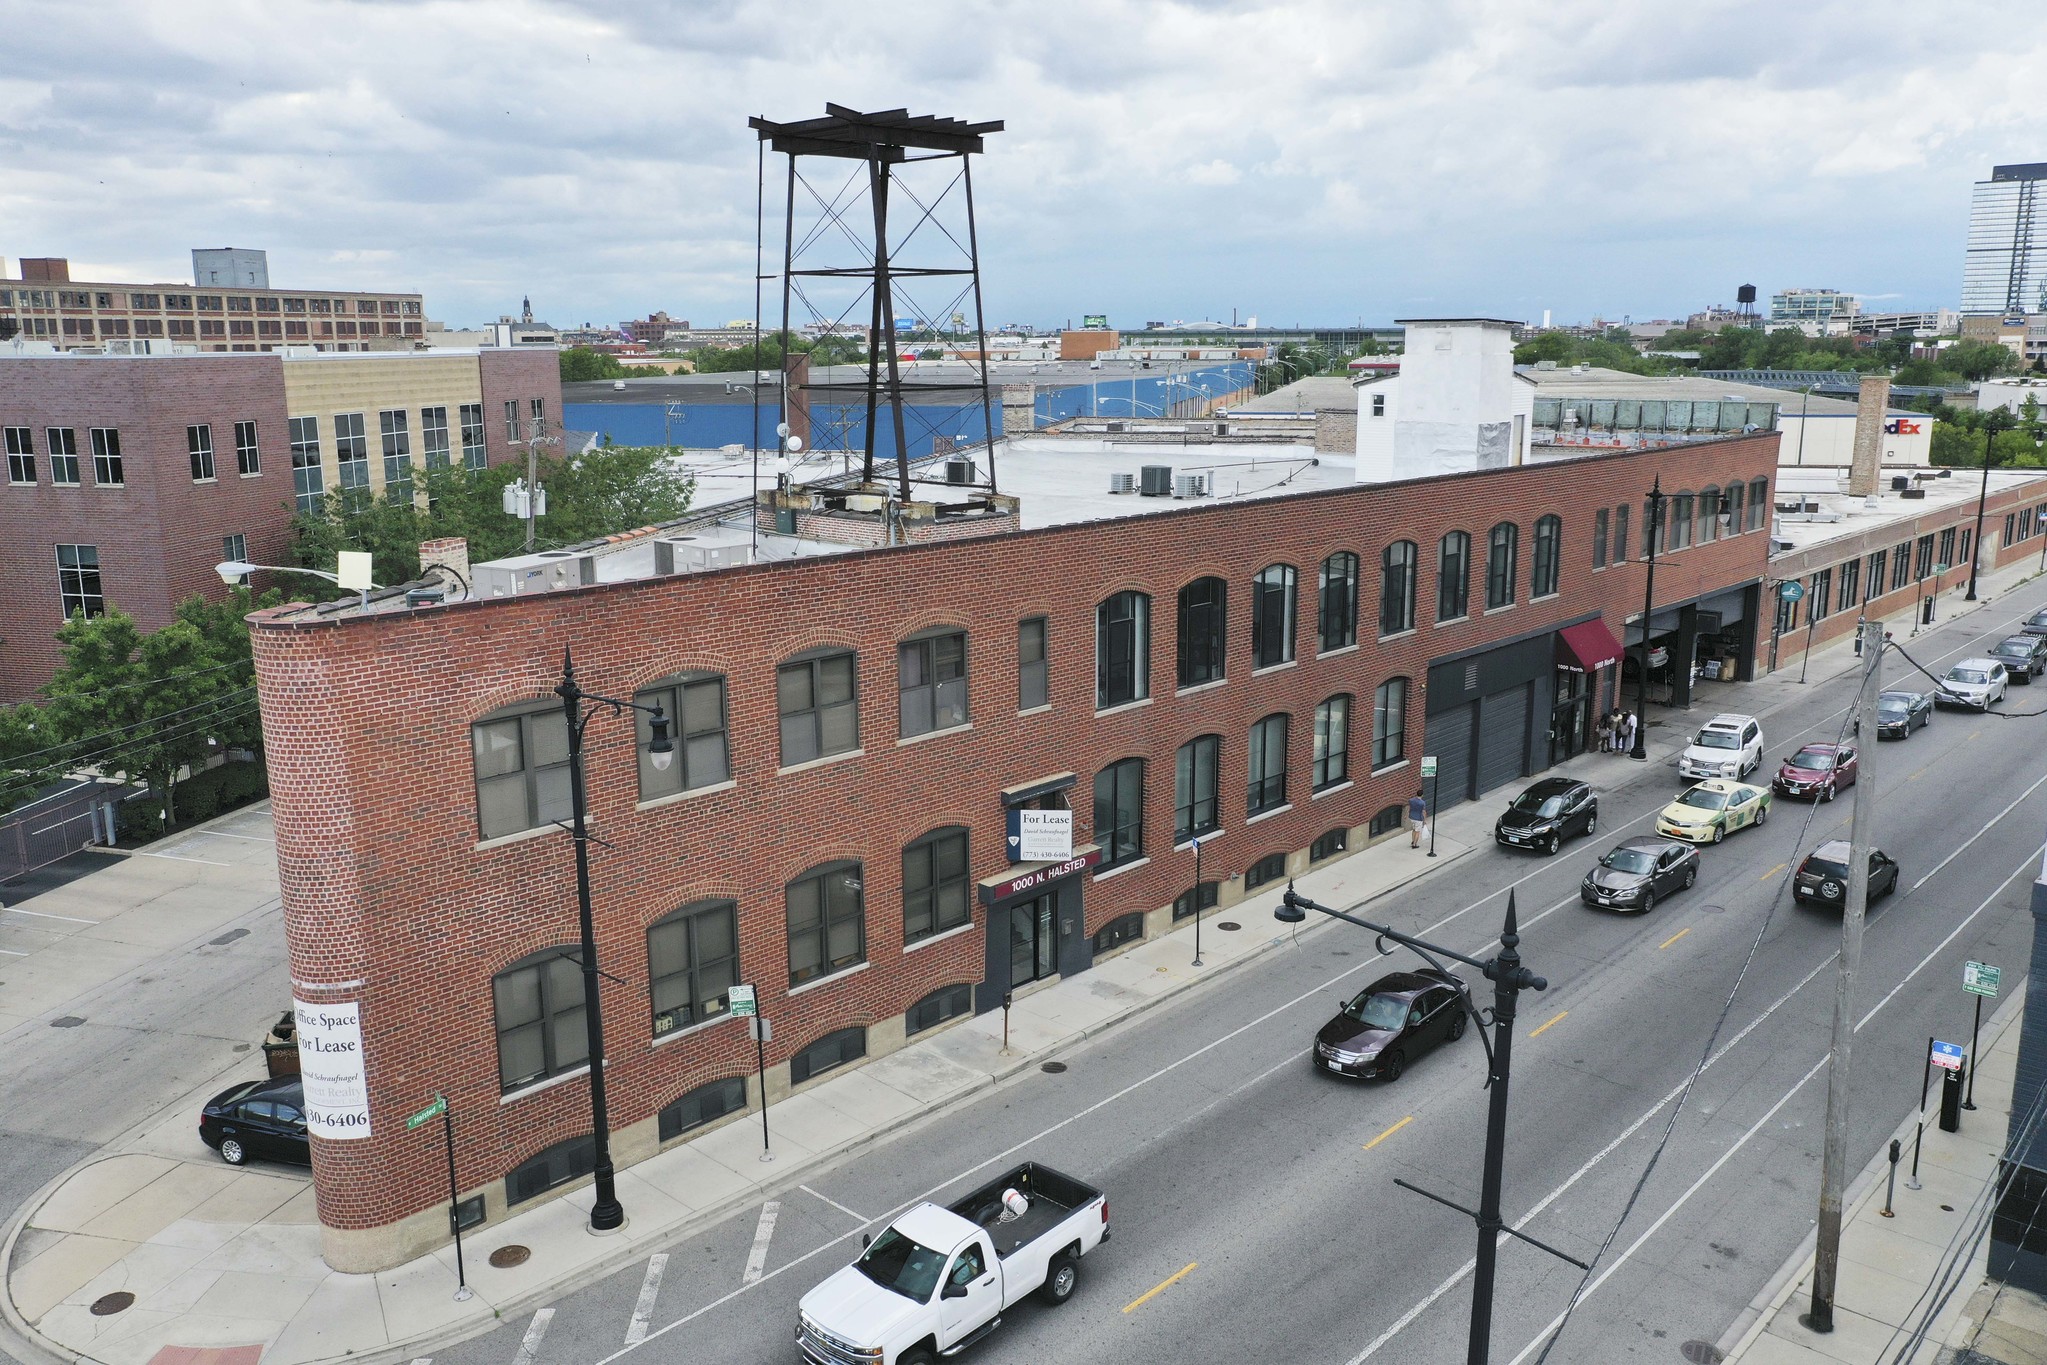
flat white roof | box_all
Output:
[1768,466,2047,556]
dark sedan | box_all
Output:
[1580,836,1699,913]
[1313,969,1466,1082]
[1494,778,1598,856]
[1773,742,1858,801]
[1876,690,1932,739]
[199,1076,310,1167]
[1794,841,1901,906]
[1990,634,2047,682]
[2023,608,2047,638]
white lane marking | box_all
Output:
[132,850,230,866]
[624,1253,666,1346]
[193,829,274,841]
[1860,850,2038,1031]
[3,906,97,924]
[800,1185,868,1222]
[742,1201,780,1286]
[1908,767,2047,893]
[0,948,27,956]
[408,1357,432,1365]
[511,1307,553,1365]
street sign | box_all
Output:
[1083,314,1108,329]
[1931,1040,1966,1071]
[730,984,757,1018]
[405,1095,447,1130]
[1964,962,2002,998]
[1778,580,1805,602]
[1006,808,1075,864]
[1421,756,1438,778]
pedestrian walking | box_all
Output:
[1409,787,1428,849]
[1621,710,1638,755]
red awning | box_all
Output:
[1558,618,1625,672]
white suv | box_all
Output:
[1679,713,1763,779]
[1937,658,2008,710]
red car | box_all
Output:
[1773,741,1859,801]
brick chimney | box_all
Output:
[418,537,470,596]
[19,257,70,283]
[1848,375,1889,497]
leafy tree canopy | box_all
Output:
[559,347,631,382]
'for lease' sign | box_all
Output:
[295,999,372,1139]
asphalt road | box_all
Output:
[416,588,2047,1365]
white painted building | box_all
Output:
[1977,377,2047,419]
[1354,318,1534,484]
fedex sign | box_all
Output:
[1885,418,1924,436]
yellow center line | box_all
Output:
[1363,1115,1414,1150]
[1122,1262,1198,1314]
[1760,862,1787,880]
[1660,926,1692,950]
[1529,1010,1568,1038]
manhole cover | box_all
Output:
[1216,921,1241,932]
[1941,1204,1955,1212]
[1699,903,1726,915]
[49,1016,85,1029]
[1040,1062,1068,1074]
[1679,1343,1725,1364]
[489,1245,531,1268]
[90,1292,134,1316]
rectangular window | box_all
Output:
[908,984,973,1036]
[786,864,865,987]
[1175,735,1220,843]
[494,960,589,1096]
[5,427,33,484]
[1593,508,1609,569]
[1172,882,1219,921]
[903,829,971,944]
[460,402,487,470]
[1018,617,1048,709]
[380,409,413,497]
[504,399,521,441]
[2007,513,2017,550]
[1838,559,1860,611]
[1094,758,1146,867]
[335,412,370,496]
[1178,578,1228,686]
[1319,554,1358,651]
[648,900,739,1036]
[1809,567,1832,622]
[1938,527,1956,569]
[1253,566,1297,667]
[234,420,259,476]
[1247,714,1289,815]
[636,673,730,798]
[1959,527,1972,569]
[1915,534,1934,580]
[530,397,546,428]
[472,705,572,840]
[898,631,968,738]
[1096,592,1150,708]
[778,652,859,765]
[1613,503,1630,563]
[187,424,216,481]
[222,533,247,566]
[56,544,103,620]
[1893,542,1911,593]
[421,406,451,469]
[1867,548,1887,600]
[1313,695,1351,790]
[46,428,78,485]
[1373,678,1407,769]
[89,428,123,485]
[289,416,324,510]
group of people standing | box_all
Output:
[1600,708,1638,754]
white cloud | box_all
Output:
[0,0,2041,326]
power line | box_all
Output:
[0,687,257,771]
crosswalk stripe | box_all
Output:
[743,1201,781,1287]
[625,1253,667,1346]
[512,1307,554,1365]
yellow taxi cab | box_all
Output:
[1654,778,1772,845]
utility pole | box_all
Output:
[1630,478,1664,760]
[1803,617,1885,1333]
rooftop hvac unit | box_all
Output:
[1140,465,1173,497]
[654,538,752,575]
[945,458,977,484]
[1108,472,1136,494]
[532,551,598,586]
[1174,473,1207,499]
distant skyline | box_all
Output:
[3,0,2043,332]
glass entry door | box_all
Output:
[1550,667,1588,765]
[1009,893,1057,988]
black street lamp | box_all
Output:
[1631,478,1665,760]
[1275,888,1581,1365]
[556,648,672,1232]
[1966,408,2016,602]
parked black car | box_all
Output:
[1876,689,1933,740]
[1990,634,2047,682]
[2023,607,2047,638]
[1313,969,1466,1082]
[1580,836,1699,913]
[1794,842,1901,906]
[1494,778,1598,856]
[199,1076,310,1166]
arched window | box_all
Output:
[1380,541,1417,635]
[903,826,971,945]
[1748,477,1770,531]
[472,699,571,840]
[786,860,865,986]
[1313,695,1352,790]
[1096,591,1150,708]
[1530,516,1561,598]
[648,898,738,1037]
[1176,577,1227,687]
[1438,531,1471,621]
[1373,678,1408,769]
[658,1077,747,1142]
[1485,523,1518,610]
[493,947,587,1092]
[1175,734,1221,843]
[1723,481,1745,535]
[1697,487,1721,544]
[1318,552,1359,651]
[636,672,730,800]
[1252,564,1298,668]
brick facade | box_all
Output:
[250,431,1779,1271]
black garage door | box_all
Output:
[1425,704,1476,810]
[1475,683,1532,798]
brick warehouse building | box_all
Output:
[247,422,1778,1272]
[0,347,560,698]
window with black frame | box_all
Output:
[1177,577,1227,687]
[1373,678,1407,770]
[1248,713,1289,815]
[899,629,968,738]
[791,1027,866,1084]
[1380,541,1417,635]
[1094,758,1146,868]
[658,1077,747,1142]
[1245,852,1287,890]
[1319,552,1358,651]
[472,700,571,839]
[907,984,973,1035]
[1173,882,1219,921]
[1018,617,1049,710]
[648,899,738,1037]
[787,861,866,986]
[636,672,730,799]
[1438,531,1470,621]
[1313,695,1351,790]
[779,650,859,765]
[1486,523,1517,609]
[493,949,587,1092]
[1096,591,1150,708]
[1093,913,1145,954]
[1252,564,1297,667]
[1175,735,1221,843]
[903,827,971,945]
[1531,515,1561,597]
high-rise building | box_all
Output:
[1963,162,2047,317]
[1768,288,1857,326]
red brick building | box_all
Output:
[248,428,1779,1271]
[0,348,561,699]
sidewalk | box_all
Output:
[1718,987,2047,1364]
[2,816,1483,1365]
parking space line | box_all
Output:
[132,850,231,867]
[511,1308,553,1365]
[3,906,97,924]
[624,1253,666,1346]
[1658,927,1691,950]
[1910,765,2047,893]
[1759,862,1786,881]
[800,1185,868,1222]
[742,1201,780,1287]
[1529,1011,1568,1038]
[194,829,274,841]
[0,947,27,956]
[1122,1262,1197,1314]
[1364,1116,1413,1150]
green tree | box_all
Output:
[559,347,630,382]
[0,699,55,816]
[1945,340,2021,382]
[173,586,283,756]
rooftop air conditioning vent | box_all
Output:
[945,458,976,484]
[1900,487,1927,500]
[1140,465,1173,497]
[1108,472,1136,495]
[1174,473,1207,499]
[655,538,750,575]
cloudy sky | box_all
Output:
[4,0,2043,332]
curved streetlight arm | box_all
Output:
[214,560,385,590]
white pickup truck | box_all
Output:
[796,1161,1109,1365]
